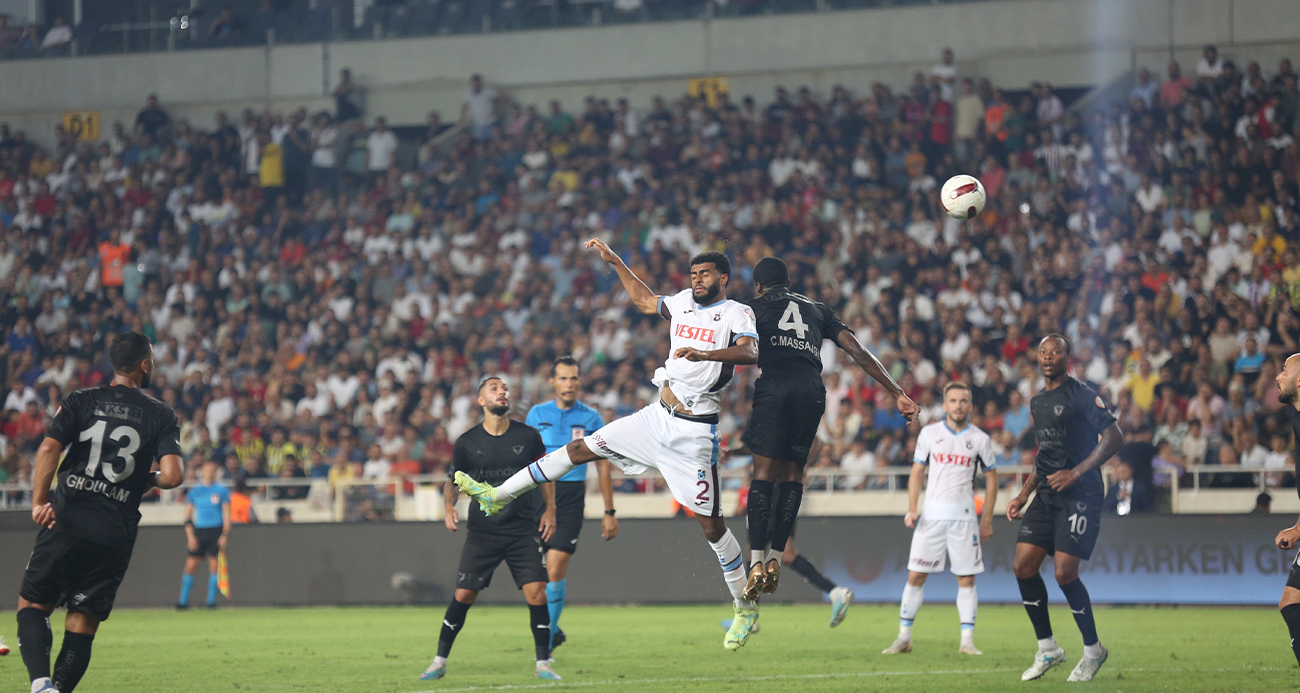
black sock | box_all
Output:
[789,555,837,594]
[52,631,94,693]
[1017,575,1054,640]
[1281,603,1300,666]
[770,482,803,554]
[529,603,551,661]
[436,599,472,658]
[746,480,774,558]
[17,607,53,683]
[1059,579,1098,646]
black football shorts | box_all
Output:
[20,529,133,621]
[743,371,826,467]
[456,530,547,591]
[542,481,586,555]
[1016,491,1102,561]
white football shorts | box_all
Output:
[907,518,985,575]
[584,402,721,516]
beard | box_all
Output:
[140,370,152,389]
[487,403,510,416]
[1281,384,1297,405]
[948,414,968,428]
[694,283,720,305]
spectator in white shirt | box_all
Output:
[461,74,499,141]
[930,47,957,102]
[365,117,398,180]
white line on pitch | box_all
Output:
[405,666,1287,693]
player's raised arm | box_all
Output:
[835,330,919,422]
[585,238,662,316]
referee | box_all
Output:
[525,356,618,655]
[177,458,231,610]
[421,376,560,682]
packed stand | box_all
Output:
[1,44,1299,516]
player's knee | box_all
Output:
[956,575,975,588]
[1053,565,1079,585]
[565,439,598,463]
[454,589,479,604]
[907,572,928,587]
[65,611,100,635]
[1012,559,1037,580]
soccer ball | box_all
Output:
[940,174,986,220]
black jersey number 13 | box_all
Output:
[79,420,141,483]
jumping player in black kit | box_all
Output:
[421,376,560,682]
[1005,334,1125,683]
[16,332,186,693]
[740,257,918,599]
[1269,353,1300,666]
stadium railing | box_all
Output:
[2,466,1284,521]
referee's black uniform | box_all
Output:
[450,421,549,591]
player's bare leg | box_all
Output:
[457,439,599,514]
[1013,543,1067,680]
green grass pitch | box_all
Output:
[1,603,1293,692]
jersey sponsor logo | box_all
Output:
[1054,405,1064,416]
[93,402,144,424]
[512,445,524,455]
[911,557,942,568]
[931,452,975,467]
[674,324,717,343]
[65,473,131,503]
[589,434,626,461]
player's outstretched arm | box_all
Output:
[30,437,63,528]
[1045,422,1125,492]
[674,336,759,365]
[585,238,661,315]
[835,330,918,422]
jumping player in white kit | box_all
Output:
[883,382,998,656]
[455,238,764,650]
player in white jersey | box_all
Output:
[883,382,998,656]
[455,239,764,650]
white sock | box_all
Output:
[750,549,765,568]
[766,549,777,564]
[31,679,52,693]
[1038,637,1060,652]
[1083,642,1105,659]
[899,584,924,639]
[957,585,977,643]
[432,656,447,668]
[498,447,576,500]
[709,529,749,604]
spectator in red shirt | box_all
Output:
[1161,62,1193,108]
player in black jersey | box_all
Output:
[1269,353,1300,666]
[1005,334,1124,683]
[16,332,186,693]
[421,376,560,682]
[741,257,918,599]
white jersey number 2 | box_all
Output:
[778,301,809,339]
[79,420,141,483]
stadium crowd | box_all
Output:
[0,44,1298,515]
